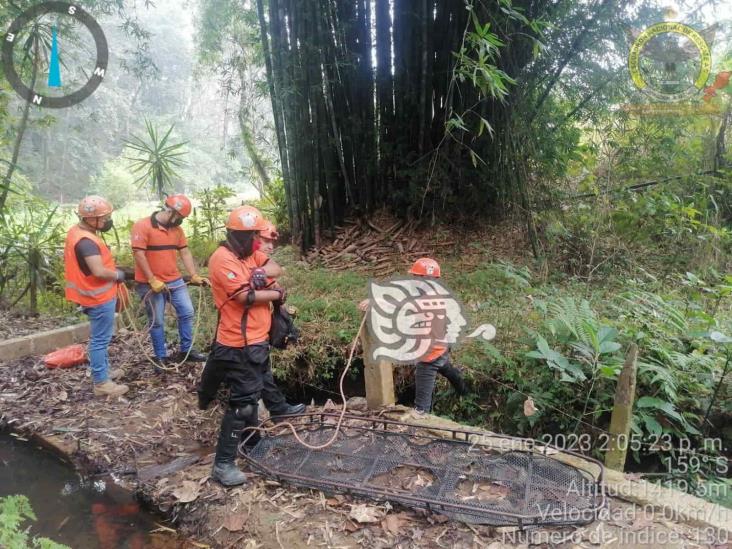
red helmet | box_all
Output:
[409,257,441,278]
[259,220,279,240]
[164,194,192,217]
[78,195,113,218]
[226,205,267,231]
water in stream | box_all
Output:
[0,431,181,548]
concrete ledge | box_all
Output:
[0,322,90,363]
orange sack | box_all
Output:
[43,344,87,369]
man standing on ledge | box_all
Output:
[131,194,208,369]
[64,195,129,397]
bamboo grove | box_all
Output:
[256,0,649,251]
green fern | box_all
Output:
[0,495,69,549]
[621,290,688,334]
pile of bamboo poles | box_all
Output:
[305,218,453,276]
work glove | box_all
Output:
[148,277,166,293]
[115,269,126,282]
[250,267,268,290]
[117,266,135,281]
[189,274,210,287]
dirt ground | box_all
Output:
[0,308,80,341]
[0,332,728,548]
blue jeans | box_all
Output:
[82,298,117,384]
[136,278,194,359]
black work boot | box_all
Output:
[440,363,468,396]
[211,410,248,487]
[179,349,208,362]
[240,403,262,449]
[269,403,306,423]
[197,392,213,411]
[151,357,171,374]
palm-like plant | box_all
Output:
[0,198,65,314]
[123,119,188,200]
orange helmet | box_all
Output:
[259,220,279,240]
[78,195,113,218]
[165,194,192,217]
[226,205,267,231]
[409,257,441,278]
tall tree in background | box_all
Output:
[255,0,663,252]
[196,0,276,198]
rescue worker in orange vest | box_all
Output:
[197,218,305,418]
[64,196,130,397]
[203,205,296,486]
[131,194,208,368]
[359,258,467,414]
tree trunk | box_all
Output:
[0,38,40,217]
[714,103,731,172]
[267,0,302,250]
[418,0,430,155]
[375,0,393,199]
[29,252,39,315]
[256,0,292,191]
[238,67,271,196]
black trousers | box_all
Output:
[414,352,452,412]
[197,342,287,411]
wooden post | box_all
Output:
[360,312,396,410]
[605,344,639,471]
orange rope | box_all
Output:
[119,282,206,371]
[238,314,367,452]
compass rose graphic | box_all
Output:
[2,2,109,108]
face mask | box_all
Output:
[166,216,183,228]
[99,219,114,232]
[160,210,183,228]
[227,231,256,258]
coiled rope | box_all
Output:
[117,282,207,372]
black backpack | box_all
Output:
[269,303,300,349]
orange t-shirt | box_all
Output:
[421,344,447,364]
[130,214,188,282]
[209,246,271,347]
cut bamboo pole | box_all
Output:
[605,344,639,472]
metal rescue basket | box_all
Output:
[241,413,605,527]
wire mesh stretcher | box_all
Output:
[241,413,606,527]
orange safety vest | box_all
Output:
[64,225,117,306]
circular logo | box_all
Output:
[628,22,712,102]
[1,2,108,108]
[239,213,257,228]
